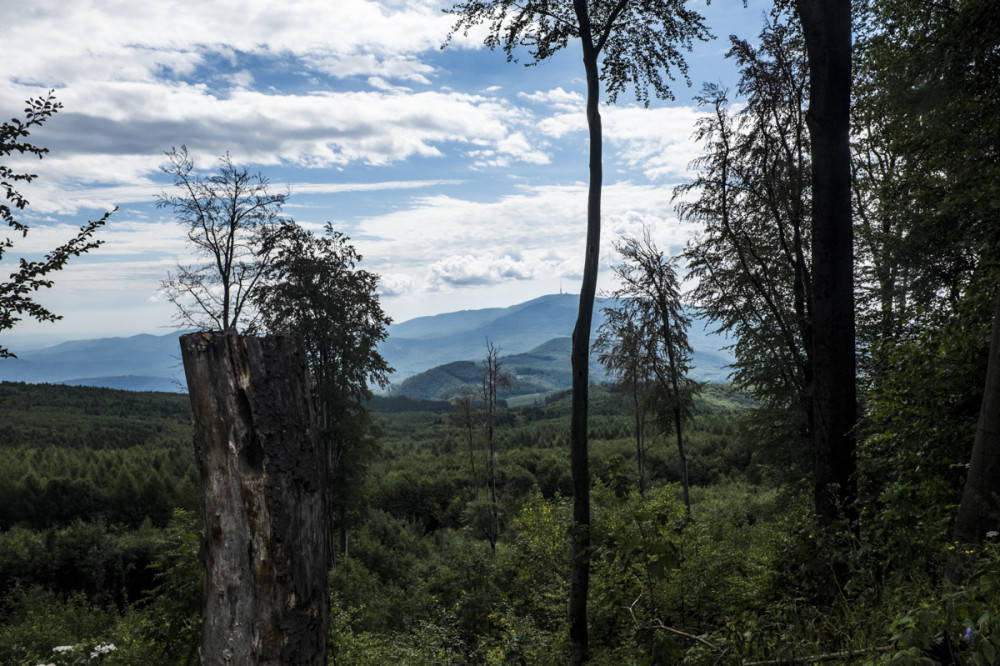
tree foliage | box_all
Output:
[675,11,813,466]
[446,0,709,106]
[446,2,709,658]
[256,222,392,559]
[854,0,1000,552]
[595,228,698,505]
[157,146,289,333]
[595,314,653,493]
[1,93,110,358]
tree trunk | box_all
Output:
[180,332,330,666]
[569,1,602,660]
[795,0,857,526]
[953,285,1000,547]
[632,382,646,495]
[662,310,690,512]
[674,409,690,511]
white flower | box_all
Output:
[986,530,999,539]
[52,646,75,653]
[90,644,118,659]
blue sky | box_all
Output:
[1,0,771,349]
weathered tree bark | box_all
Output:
[953,286,1000,548]
[180,332,330,666]
[795,0,858,526]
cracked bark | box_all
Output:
[180,332,329,666]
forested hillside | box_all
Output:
[0,382,198,530]
[0,336,998,665]
[0,380,769,664]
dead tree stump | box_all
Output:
[180,332,330,666]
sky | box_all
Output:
[1,0,772,350]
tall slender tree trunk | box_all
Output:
[795,0,857,527]
[953,286,1000,548]
[661,306,691,511]
[674,416,690,509]
[569,1,601,661]
[632,382,646,495]
[468,418,481,499]
[180,332,330,666]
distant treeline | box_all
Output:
[367,394,454,413]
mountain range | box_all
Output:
[0,294,733,395]
[0,332,189,393]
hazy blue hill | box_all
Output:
[387,294,581,340]
[379,337,478,378]
[381,294,614,378]
[387,306,509,339]
[0,331,187,392]
[477,295,612,349]
[390,316,734,402]
[389,343,584,401]
[385,294,734,392]
[390,337,588,401]
[59,375,183,392]
[390,360,485,401]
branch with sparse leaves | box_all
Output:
[444,0,711,105]
[1,92,111,358]
[157,146,289,333]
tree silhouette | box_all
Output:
[445,2,709,659]
[596,228,697,508]
[1,93,110,357]
[158,146,289,333]
[257,223,392,560]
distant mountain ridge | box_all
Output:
[0,294,733,393]
[389,337,590,401]
[388,331,734,402]
[383,294,733,397]
[382,294,599,378]
[0,332,189,393]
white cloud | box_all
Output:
[379,273,420,297]
[535,111,585,139]
[518,87,584,111]
[6,84,552,213]
[496,132,549,165]
[352,181,697,298]
[428,252,535,287]
[309,54,436,84]
[0,0,456,91]
[2,0,538,214]
[224,70,256,89]
[2,219,166,257]
[1,0,708,214]
[294,179,466,195]
[604,105,707,180]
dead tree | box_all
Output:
[180,332,330,666]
